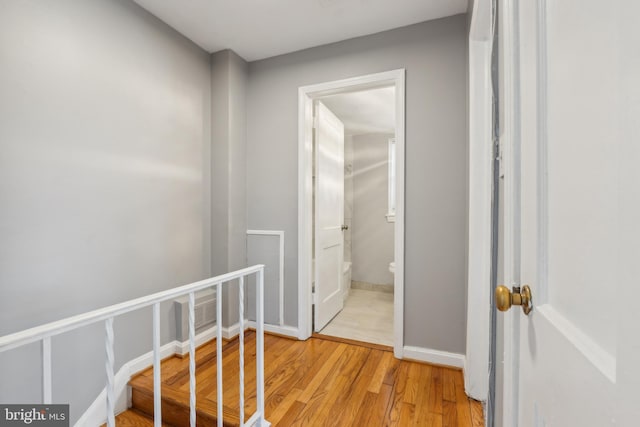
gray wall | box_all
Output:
[351,133,395,286]
[247,15,468,353]
[0,0,212,422]
[210,50,249,327]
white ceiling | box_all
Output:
[133,0,468,61]
[321,86,395,136]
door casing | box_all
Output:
[465,0,495,403]
[297,69,406,358]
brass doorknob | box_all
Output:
[495,285,533,315]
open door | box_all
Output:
[499,0,640,425]
[314,101,345,332]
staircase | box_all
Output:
[119,333,259,426]
[0,265,267,427]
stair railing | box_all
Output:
[0,264,268,427]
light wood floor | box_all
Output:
[319,288,394,346]
[119,332,484,426]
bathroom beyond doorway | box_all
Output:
[301,71,402,349]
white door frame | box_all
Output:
[465,0,494,401]
[499,0,520,423]
[297,69,406,358]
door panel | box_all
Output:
[500,0,624,425]
[314,101,344,332]
[542,0,617,355]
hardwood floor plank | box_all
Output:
[368,383,394,425]
[226,338,306,405]
[358,348,385,378]
[331,350,383,426]
[330,375,372,426]
[428,367,444,415]
[292,345,366,425]
[398,402,416,426]
[287,339,338,391]
[383,356,402,386]
[254,342,330,416]
[266,387,302,426]
[131,377,240,426]
[470,397,485,427]
[443,400,458,427]
[352,391,379,426]
[266,338,330,393]
[296,343,347,403]
[168,336,240,387]
[289,386,327,426]
[367,351,393,393]
[101,409,158,427]
[453,368,474,427]
[336,345,370,379]
[412,363,433,425]
[427,411,444,427]
[274,400,306,427]
[385,362,410,425]
[403,362,422,405]
[306,374,352,425]
[443,368,457,402]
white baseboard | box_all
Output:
[246,321,299,339]
[76,322,299,426]
[222,321,243,340]
[75,337,180,427]
[175,326,218,356]
[403,345,465,369]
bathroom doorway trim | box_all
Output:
[297,69,405,358]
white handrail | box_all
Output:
[0,265,264,353]
[0,264,268,427]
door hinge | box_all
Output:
[497,139,505,179]
[312,292,317,305]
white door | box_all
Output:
[314,101,345,332]
[500,0,640,426]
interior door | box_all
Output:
[314,101,345,332]
[499,0,640,426]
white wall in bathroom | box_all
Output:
[351,133,395,286]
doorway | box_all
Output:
[297,70,406,358]
[316,88,396,346]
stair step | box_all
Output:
[101,409,166,426]
[127,333,257,427]
[130,374,242,427]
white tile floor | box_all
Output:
[319,288,394,346]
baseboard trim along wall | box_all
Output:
[402,345,466,369]
[76,321,299,426]
[246,321,299,339]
